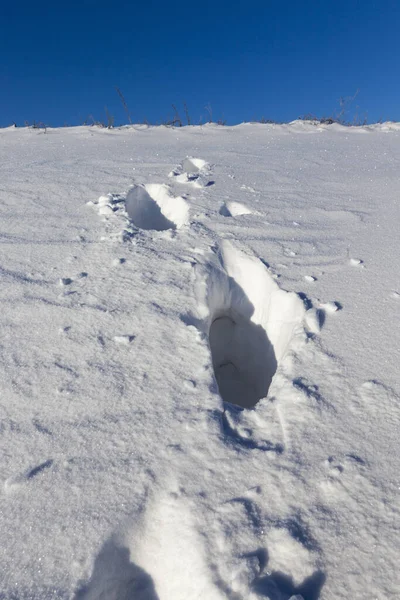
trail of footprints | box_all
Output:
[7,156,363,599]
[88,156,341,416]
[74,157,353,599]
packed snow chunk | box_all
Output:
[198,242,305,408]
[113,334,135,345]
[319,301,341,314]
[181,157,208,173]
[125,184,189,231]
[169,157,211,187]
[219,201,253,217]
[97,194,113,206]
[349,258,363,267]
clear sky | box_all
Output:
[1,0,399,126]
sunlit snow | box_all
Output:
[0,121,399,600]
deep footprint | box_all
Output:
[210,314,276,408]
[198,242,305,408]
[125,184,189,231]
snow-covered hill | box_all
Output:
[0,122,399,600]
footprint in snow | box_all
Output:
[77,488,221,600]
[193,241,306,409]
[210,494,264,595]
[254,523,325,600]
[125,184,189,232]
[319,453,371,506]
[221,404,284,452]
[74,538,159,600]
[211,494,324,600]
[169,157,213,188]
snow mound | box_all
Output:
[125,184,189,231]
[196,242,305,408]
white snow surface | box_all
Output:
[0,122,399,600]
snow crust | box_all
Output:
[0,122,399,600]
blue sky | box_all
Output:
[1,0,399,126]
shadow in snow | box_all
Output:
[254,568,326,600]
[27,459,54,480]
[125,186,176,231]
[74,539,159,600]
[209,276,277,409]
[219,204,231,217]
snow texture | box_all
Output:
[0,121,399,600]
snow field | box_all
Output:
[0,122,399,600]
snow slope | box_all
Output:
[0,122,399,600]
